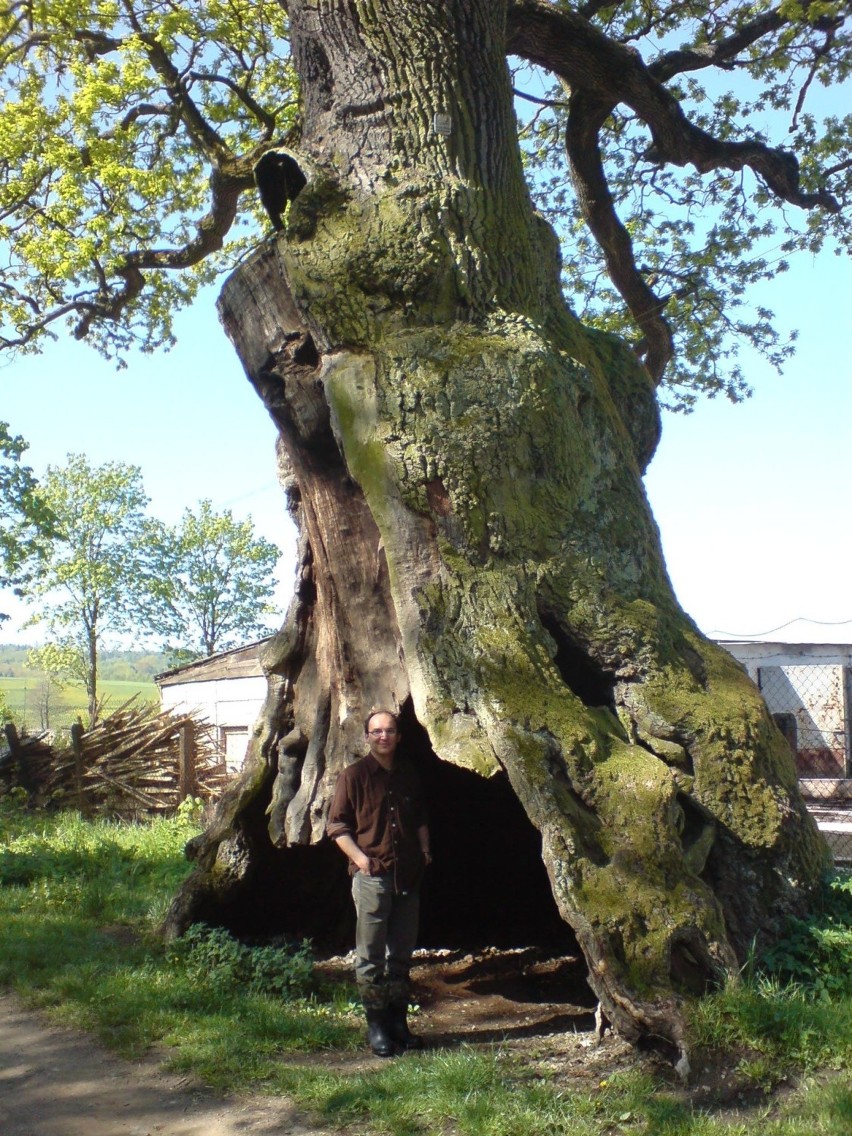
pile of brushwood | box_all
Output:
[0,700,230,817]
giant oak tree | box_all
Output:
[2,0,848,1060]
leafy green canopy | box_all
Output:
[514,1,851,407]
[0,420,56,616]
[22,454,151,720]
[0,1,849,405]
[144,498,281,661]
[0,0,294,358]
[14,460,283,710]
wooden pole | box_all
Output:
[178,722,196,802]
[70,721,85,812]
[4,722,36,793]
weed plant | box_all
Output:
[0,796,850,1135]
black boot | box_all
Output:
[386,1001,424,1051]
[365,1009,396,1057]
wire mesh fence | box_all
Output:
[758,663,851,866]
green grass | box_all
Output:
[0,674,158,731]
[0,798,850,1136]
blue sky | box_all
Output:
[1,239,849,648]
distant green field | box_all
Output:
[0,675,159,733]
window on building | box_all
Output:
[220,726,249,774]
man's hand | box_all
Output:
[334,833,371,874]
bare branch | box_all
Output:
[823,156,852,177]
[73,265,145,340]
[791,25,839,129]
[188,70,277,137]
[512,86,569,111]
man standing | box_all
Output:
[327,709,432,1056]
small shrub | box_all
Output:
[167,924,316,1000]
[761,873,852,1000]
[175,795,205,826]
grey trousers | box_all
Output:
[352,872,420,1009]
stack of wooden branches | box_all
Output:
[0,699,231,816]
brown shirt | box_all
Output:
[327,753,428,892]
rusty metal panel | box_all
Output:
[759,664,847,778]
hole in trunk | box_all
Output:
[197,713,579,964]
[538,609,616,710]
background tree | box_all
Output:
[0,1,848,1060]
[0,422,56,621]
[21,454,149,726]
[144,499,282,663]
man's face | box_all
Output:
[366,712,400,761]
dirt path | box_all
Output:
[0,993,329,1136]
[0,949,657,1135]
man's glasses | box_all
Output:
[368,728,398,737]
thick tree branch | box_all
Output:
[0,26,123,66]
[71,264,145,340]
[506,0,841,383]
[1,163,252,348]
[507,0,840,213]
[648,11,786,82]
[123,166,253,273]
[120,0,233,166]
[566,88,673,383]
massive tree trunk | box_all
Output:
[165,0,828,1063]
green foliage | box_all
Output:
[18,453,150,724]
[0,422,56,618]
[0,801,357,1059]
[166,924,316,1001]
[517,13,852,411]
[0,643,171,681]
[1,1,849,407]
[143,498,281,658]
[511,4,852,408]
[0,798,201,920]
[0,794,850,1131]
[0,0,296,358]
[761,873,852,1000]
[688,873,852,1090]
[0,674,158,735]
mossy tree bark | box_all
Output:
[165,0,828,1062]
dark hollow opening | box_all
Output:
[538,609,616,710]
[202,710,579,963]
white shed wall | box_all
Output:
[160,675,267,772]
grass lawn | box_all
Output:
[0,675,159,732]
[0,800,850,1136]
